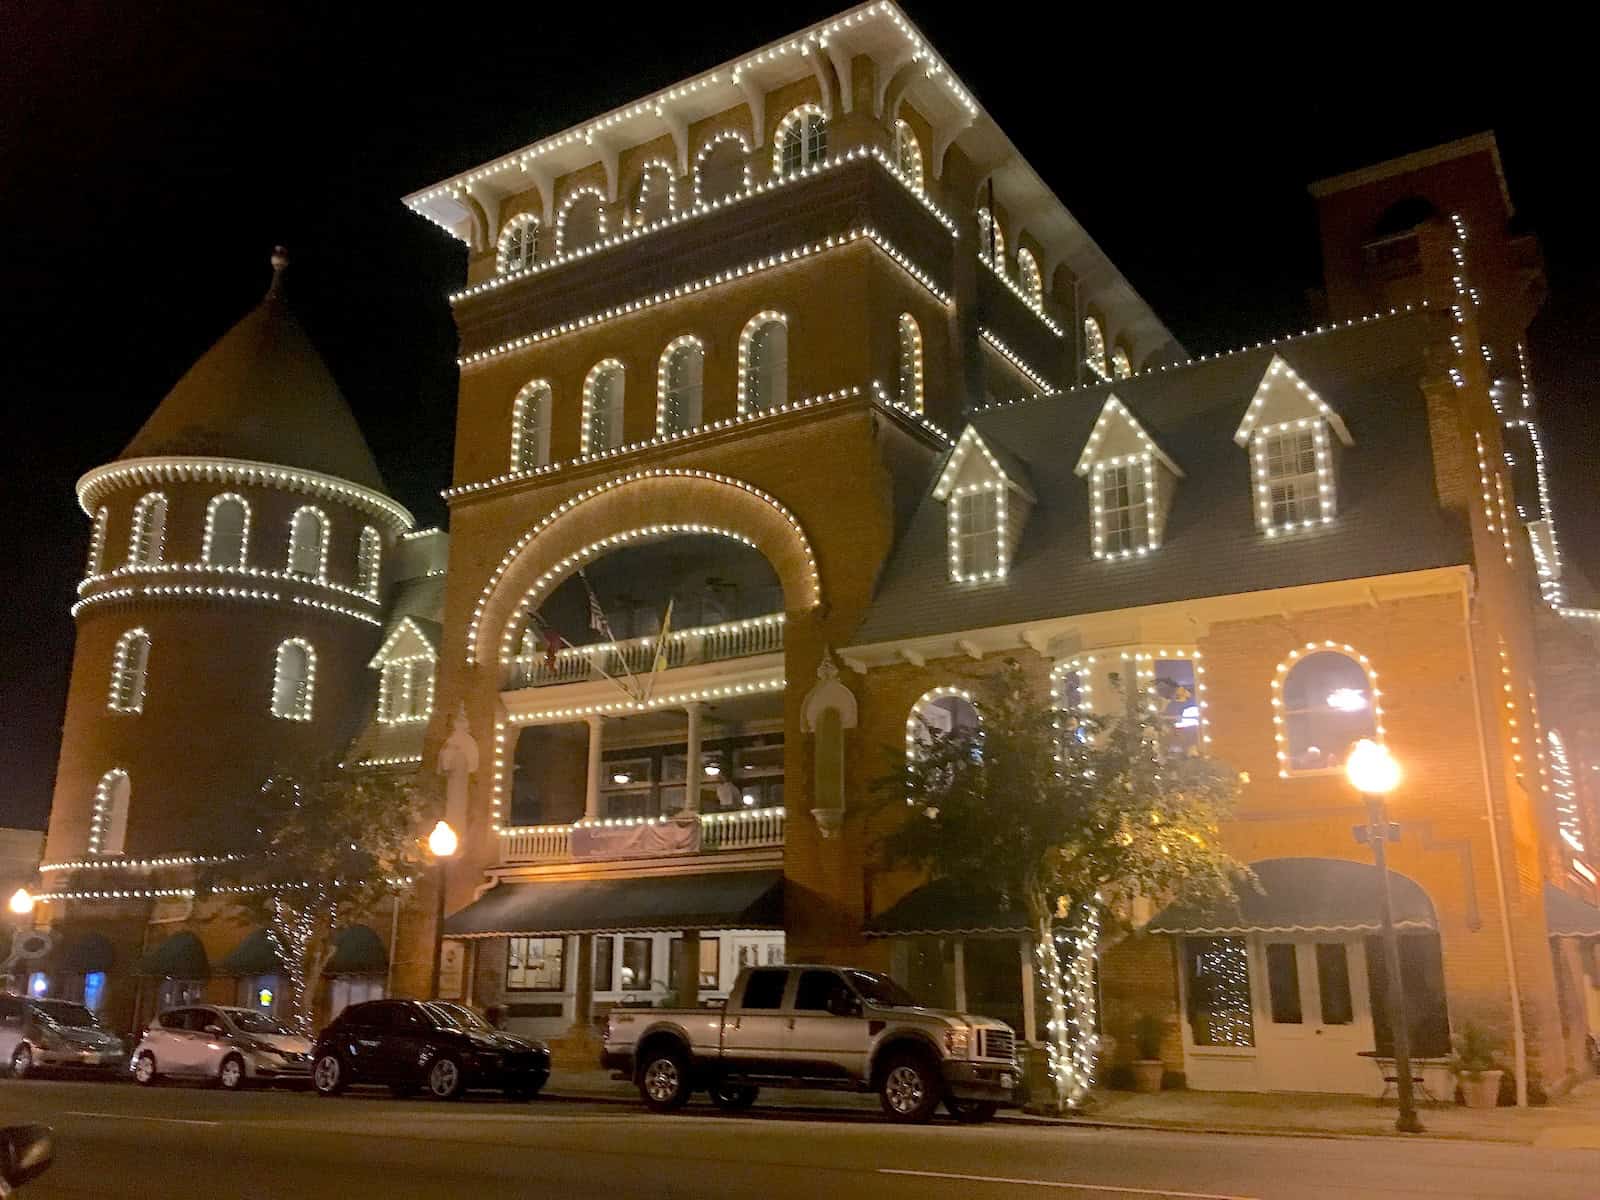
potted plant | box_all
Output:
[1130,1014,1165,1093]
[1450,1022,1505,1108]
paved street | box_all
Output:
[3,1077,1598,1199]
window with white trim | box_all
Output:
[1097,461,1150,555]
[86,506,108,577]
[695,132,750,205]
[1279,650,1375,773]
[658,337,704,435]
[356,527,381,600]
[1084,318,1109,380]
[287,507,328,579]
[1017,248,1043,304]
[582,361,625,454]
[1111,348,1132,380]
[632,161,675,225]
[739,314,787,413]
[951,486,1002,580]
[271,639,315,721]
[90,769,130,857]
[378,658,434,724]
[556,188,606,254]
[897,313,924,412]
[512,380,552,471]
[497,214,540,273]
[1236,357,1348,534]
[203,494,249,567]
[893,118,924,192]
[908,688,982,766]
[976,207,1005,267]
[1259,427,1322,528]
[128,492,167,566]
[775,105,827,176]
[108,628,151,714]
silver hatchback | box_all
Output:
[132,1005,314,1090]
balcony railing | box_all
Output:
[499,806,785,865]
[504,613,784,690]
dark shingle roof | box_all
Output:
[853,313,1471,646]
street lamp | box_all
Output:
[1346,739,1423,1134]
[7,888,33,917]
[427,820,458,999]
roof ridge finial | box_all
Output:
[268,245,289,296]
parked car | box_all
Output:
[601,964,1019,1124]
[0,995,126,1079]
[311,1000,551,1101]
[131,1005,314,1090]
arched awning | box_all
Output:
[136,931,209,979]
[53,932,116,974]
[1545,884,1600,940]
[444,870,783,938]
[1148,858,1438,936]
[863,877,1032,937]
[326,926,388,975]
[220,929,282,976]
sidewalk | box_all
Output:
[547,1068,1600,1145]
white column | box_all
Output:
[684,702,704,813]
[584,714,604,820]
[1019,936,1037,1044]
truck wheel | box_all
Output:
[879,1051,940,1124]
[945,1098,998,1123]
[709,1083,759,1112]
[638,1046,692,1113]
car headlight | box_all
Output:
[943,1028,970,1057]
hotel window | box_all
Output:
[952,487,1001,580]
[658,337,704,435]
[621,937,653,991]
[1097,462,1150,556]
[87,506,108,576]
[1111,348,1132,380]
[506,937,565,991]
[1280,650,1376,773]
[582,361,625,454]
[775,105,826,176]
[1260,427,1321,528]
[556,188,606,254]
[496,214,540,273]
[1017,248,1043,305]
[356,527,381,600]
[669,936,721,991]
[203,494,249,567]
[91,769,130,857]
[632,161,675,225]
[108,628,151,714]
[893,118,924,191]
[379,659,433,724]
[739,314,787,413]
[127,492,167,566]
[695,132,749,204]
[287,507,327,579]
[1152,658,1201,756]
[271,639,315,721]
[976,206,1005,267]
[512,380,553,471]
[1083,318,1109,380]
[896,313,924,412]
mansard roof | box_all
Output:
[120,256,388,494]
[850,310,1471,647]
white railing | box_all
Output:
[505,613,784,691]
[500,806,785,865]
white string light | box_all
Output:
[978,327,1053,394]
[1270,642,1384,778]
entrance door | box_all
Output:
[1252,937,1375,1094]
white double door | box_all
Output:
[1250,935,1376,1094]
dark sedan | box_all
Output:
[311,1000,550,1101]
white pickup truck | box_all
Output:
[600,963,1020,1123]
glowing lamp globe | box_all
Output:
[7,887,33,916]
[1346,739,1401,796]
[428,820,459,859]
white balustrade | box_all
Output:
[505,613,784,690]
[500,806,785,864]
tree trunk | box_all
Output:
[1034,912,1073,1112]
[1031,899,1102,1111]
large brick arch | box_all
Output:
[468,469,822,667]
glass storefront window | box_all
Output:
[595,937,615,991]
[668,937,720,990]
[621,938,652,992]
[82,971,106,1013]
[1183,937,1254,1047]
[507,936,566,992]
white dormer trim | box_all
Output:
[934,426,1028,501]
[935,426,1032,584]
[369,616,438,669]
[1075,396,1183,562]
[1074,394,1181,478]
[1237,356,1353,537]
[1234,354,1352,447]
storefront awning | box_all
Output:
[863,877,1032,937]
[443,869,783,938]
[220,928,282,976]
[1545,884,1600,939]
[326,925,388,974]
[136,931,210,978]
[53,932,115,974]
[1148,858,1437,935]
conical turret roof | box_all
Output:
[120,250,388,494]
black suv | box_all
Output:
[311,1000,550,1101]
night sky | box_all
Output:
[2,9,1594,831]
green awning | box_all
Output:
[220,929,282,976]
[1545,884,1600,939]
[864,877,1032,937]
[137,931,209,978]
[1148,857,1437,935]
[443,869,783,938]
[326,925,388,974]
[54,932,115,974]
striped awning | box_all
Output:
[1148,858,1437,935]
[1545,884,1600,939]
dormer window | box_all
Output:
[370,617,439,726]
[1235,355,1353,537]
[934,426,1035,583]
[952,485,1002,579]
[1075,395,1181,559]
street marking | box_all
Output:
[878,1169,1257,1199]
[62,1111,220,1127]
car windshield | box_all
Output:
[422,1002,491,1032]
[225,1010,294,1036]
[844,971,920,1009]
[35,1001,98,1028]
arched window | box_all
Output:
[1111,347,1132,380]
[976,206,1005,267]
[556,188,607,254]
[896,313,924,413]
[775,105,827,176]
[127,493,167,566]
[203,493,250,567]
[1017,248,1043,305]
[1083,317,1109,380]
[108,628,151,714]
[286,507,328,579]
[356,527,382,600]
[379,659,434,724]
[497,214,541,273]
[272,639,316,721]
[1274,646,1379,774]
[511,380,553,471]
[657,336,705,436]
[893,118,924,192]
[906,687,981,763]
[695,132,751,205]
[90,769,130,857]
[632,160,676,226]
[582,360,626,455]
[86,506,108,577]
[739,313,788,413]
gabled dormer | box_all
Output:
[1234,355,1353,537]
[369,616,438,725]
[1074,394,1183,559]
[933,426,1035,583]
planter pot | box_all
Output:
[1131,1060,1164,1094]
[1459,1070,1503,1108]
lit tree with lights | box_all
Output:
[880,661,1244,1111]
[200,761,427,1034]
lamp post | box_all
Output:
[7,888,32,917]
[1346,739,1422,1134]
[427,820,458,999]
